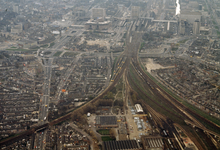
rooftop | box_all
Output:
[103,140,140,150]
[142,136,164,149]
[180,11,202,16]
[95,116,117,125]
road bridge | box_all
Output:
[138,53,172,58]
[139,17,154,21]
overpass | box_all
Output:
[138,53,172,58]
[139,17,154,21]
[153,20,178,23]
[185,120,220,138]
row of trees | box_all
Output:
[113,99,123,107]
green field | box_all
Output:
[53,51,62,57]
[63,52,78,57]
[40,44,48,48]
[115,78,123,91]
[101,136,115,141]
[97,129,110,135]
[49,42,55,48]
[178,39,188,44]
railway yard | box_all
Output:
[2,0,220,148]
[1,19,220,150]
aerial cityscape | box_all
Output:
[0,0,220,149]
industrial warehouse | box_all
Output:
[103,140,141,150]
[95,116,118,128]
[141,136,164,150]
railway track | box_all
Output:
[127,69,186,149]
[126,29,220,148]
[130,55,220,133]
[2,20,220,149]
[127,65,189,121]
[136,60,220,134]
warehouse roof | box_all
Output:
[103,140,140,150]
[95,116,117,125]
[142,136,164,149]
[181,11,201,16]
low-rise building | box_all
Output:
[18,39,38,49]
[103,140,141,150]
[95,116,118,128]
[11,24,23,34]
[85,20,111,30]
[141,136,164,150]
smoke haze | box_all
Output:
[176,0,180,15]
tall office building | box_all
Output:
[179,20,185,35]
[193,20,200,35]
[199,4,202,10]
[131,6,140,19]
[92,8,105,20]
[13,5,19,14]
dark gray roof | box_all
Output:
[103,140,139,150]
[96,116,117,125]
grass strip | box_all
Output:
[101,136,115,141]
[97,129,110,135]
[49,42,55,48]
[53,51,62,57]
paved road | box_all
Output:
[36,58,53,150]
[39,58,53,124]
[54,53,82,102]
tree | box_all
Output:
[111,87,117,94]
[85,105,97,113]
[59,106,68,115]
[88,95,95,100]
[98,99,113,106]
[114,99,123,107]
[131,92,137,103]
[104,92,114,99]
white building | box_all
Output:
[13,5,19,14]
[135,104,143,114]
[193,20,200,34]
